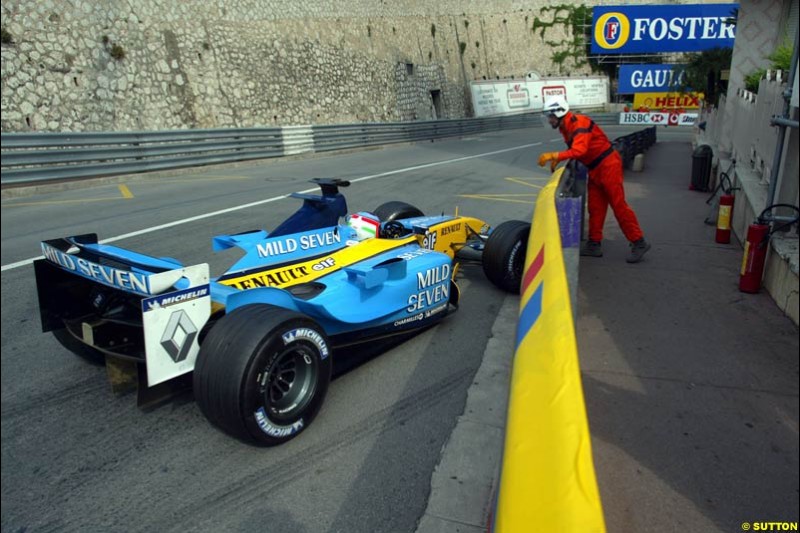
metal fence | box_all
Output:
[613,126,657,168]
[0,112,620,186]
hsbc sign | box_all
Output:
[619,112,699,126]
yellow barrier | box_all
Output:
[493,168,606,532]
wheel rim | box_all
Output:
[262,344,318,422]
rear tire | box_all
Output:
[373,201,424,222]
[194,305,332,446]
[53,327,106,366]
[482,221,530,294]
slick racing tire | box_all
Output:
[194,304,332,446]
[482,220,530,294]
[373,201,424,222]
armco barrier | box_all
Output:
[614,126,657,169]
[491,164,605,532]
[0,113,621,187]
[1,114,541,186]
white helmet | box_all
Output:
[543,96,570,118]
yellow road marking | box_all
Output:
[505,178,545,190]
[2,175,251,207]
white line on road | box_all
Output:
[2,141,545,272]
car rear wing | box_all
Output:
[35,234,211,388]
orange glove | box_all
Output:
[537,152,559,171]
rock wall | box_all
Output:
[1,0,591,132]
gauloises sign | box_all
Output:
[592,4,737,54]
[618,64,688,94]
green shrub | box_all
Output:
[744,42,792,93]
[110,43,126,60]
[744,69,765,93]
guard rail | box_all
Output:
[613,126,657,169]
[1,113,620,186]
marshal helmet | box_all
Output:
[542,96,570,118]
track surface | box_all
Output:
[1,124,657,532]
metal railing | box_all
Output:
[0,115,541,185]
[613,126,657,169]
[1,112,620,186]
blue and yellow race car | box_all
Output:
[34,178,530,445]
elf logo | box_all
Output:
[594,12,630,50]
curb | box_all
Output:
[415,295,518,533]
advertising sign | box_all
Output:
[618,64,687,94]
[592,4,737,54]
[619,112,698,126]
[632,92,704,109]
[470,77,609,117]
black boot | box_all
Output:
[580,240,603,257]
[626,238,651,263]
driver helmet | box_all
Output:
[542,95,570,118]
[347,212,381,241]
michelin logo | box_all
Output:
[143,286,210,312]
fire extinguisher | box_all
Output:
[715,173,737,244]
[739,204,800,293]
[739,222,770,293]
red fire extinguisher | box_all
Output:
[739,222,770,293]
[716,193,734,243]
[714,172,737,244]
[739,204,800,293]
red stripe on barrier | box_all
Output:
[521,245,544,295]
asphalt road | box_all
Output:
[1,126,532,533]
[0,123,661,533]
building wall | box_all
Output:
[718,0,789,153]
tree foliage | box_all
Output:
[744,42,793,93]
[679,47,732,104]
[531,4,597,74]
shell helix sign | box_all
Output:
[633,92,704,110]
[592,4,737,54]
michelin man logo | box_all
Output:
[159,309,198,363]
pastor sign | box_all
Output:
[592,4,737,54]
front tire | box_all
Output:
[482,221,531,294]
[194,305,332,446]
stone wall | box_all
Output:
[0,0,590,131]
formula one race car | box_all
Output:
[34,179,530,445]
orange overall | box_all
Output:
[556,112,644,243]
